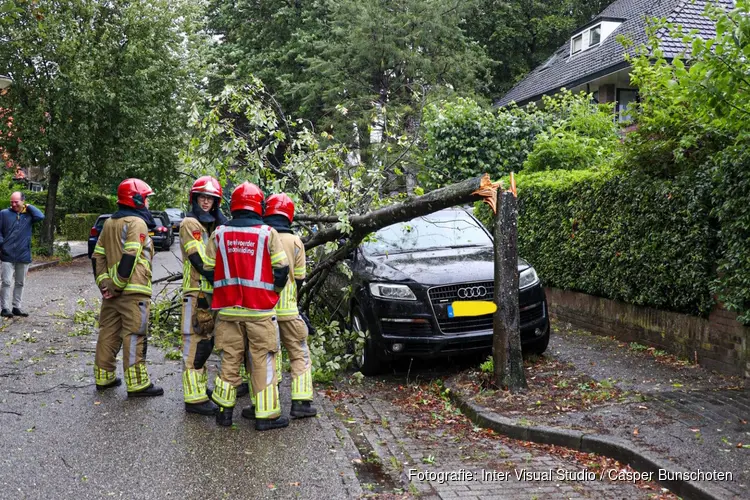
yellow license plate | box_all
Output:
[448,301,497,318]
[148,231,155,236]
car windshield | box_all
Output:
[362,211,491,256]
[95,217,109,229]
[165,208,184,217]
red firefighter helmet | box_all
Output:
[230,182,264,214]
[117,178,154,208]
[264,193,295,222]
[189,176,223,204]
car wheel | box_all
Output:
[351,309,382,376]
[525,328,550,355]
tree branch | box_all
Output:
[303,174,498,251]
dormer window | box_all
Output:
[570,20,621,57]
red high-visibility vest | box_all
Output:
[211,225,279,311]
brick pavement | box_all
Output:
[321,380,657,499]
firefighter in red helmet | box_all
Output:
[91,178,163,397]
[204,182,290,430]
[178,176,229,415]
[241,193,316,419]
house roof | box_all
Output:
[496,0,734,107]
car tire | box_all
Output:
[351,308,383,376]
[525,328,550,355]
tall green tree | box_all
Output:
[0,0,200,252]
[207,0,491,147]
[465,0,613,95]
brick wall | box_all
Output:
[545,287,750,379]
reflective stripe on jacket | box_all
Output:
[92,216,153,296]
[211,225,283,314]
[275,232,306,320]
[179,216,215,294]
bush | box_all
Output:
[523,131,605,172]
[62,213,100,241]
[422,97,547,186]
[523,90,619,173]
[711,144,750,323]
[476,167,717,316]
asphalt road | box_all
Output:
[0,248,361,499]
[1,241,690,500]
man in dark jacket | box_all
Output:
[0,192,45,317]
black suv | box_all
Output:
[89,212,173,256]
[149,211,174,250]
[87,214,111,258]
[326,208,550,375]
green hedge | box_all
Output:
[711,144,750,323]
[476,168,717,317]
[62,214,101,241]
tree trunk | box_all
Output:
[303,174,496,251]
[40,169,61,255]
[492,190,526,391]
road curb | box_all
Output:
[29,252,88,273]
[446,382,730,500]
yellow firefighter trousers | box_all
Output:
[212,316,280,419]
[181,294,214,403]
[94,294,152,392]
[278,317,313,401]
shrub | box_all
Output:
[62,213,100,241]
[523,131,604,172]
[524,90,619,173]
[422,97,547,186]
[476,167,716,316]
[711,144,750,323]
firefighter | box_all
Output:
[92,178,163,397]
[204,182,290,430]
[241,193,316,420]
[179,176,228,415]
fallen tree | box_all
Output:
[297,174,501,309]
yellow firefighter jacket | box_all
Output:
[179,216,215,295]
[93,216,154,296]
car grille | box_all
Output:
[428,281,494,334]
[380,321,434,337]
[428,281,495,303]
[428,282,544,334]
[439,315,493,334]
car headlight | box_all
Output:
[369,283,417,301]
[519,267,540,289]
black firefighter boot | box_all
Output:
[290,400,318,418]
[185,399,218,416]
[96,378,122,391]
[255,415,289,431]
[235,382,250,398]
[240,405,255,419]
[216,405,233,427]
[128,383,164,398]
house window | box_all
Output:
[571,23,603,56]
[572,34,583,54]
[590,25,601,46]
[617,89,638,122]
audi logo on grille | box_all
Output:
[457,286,488,299]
